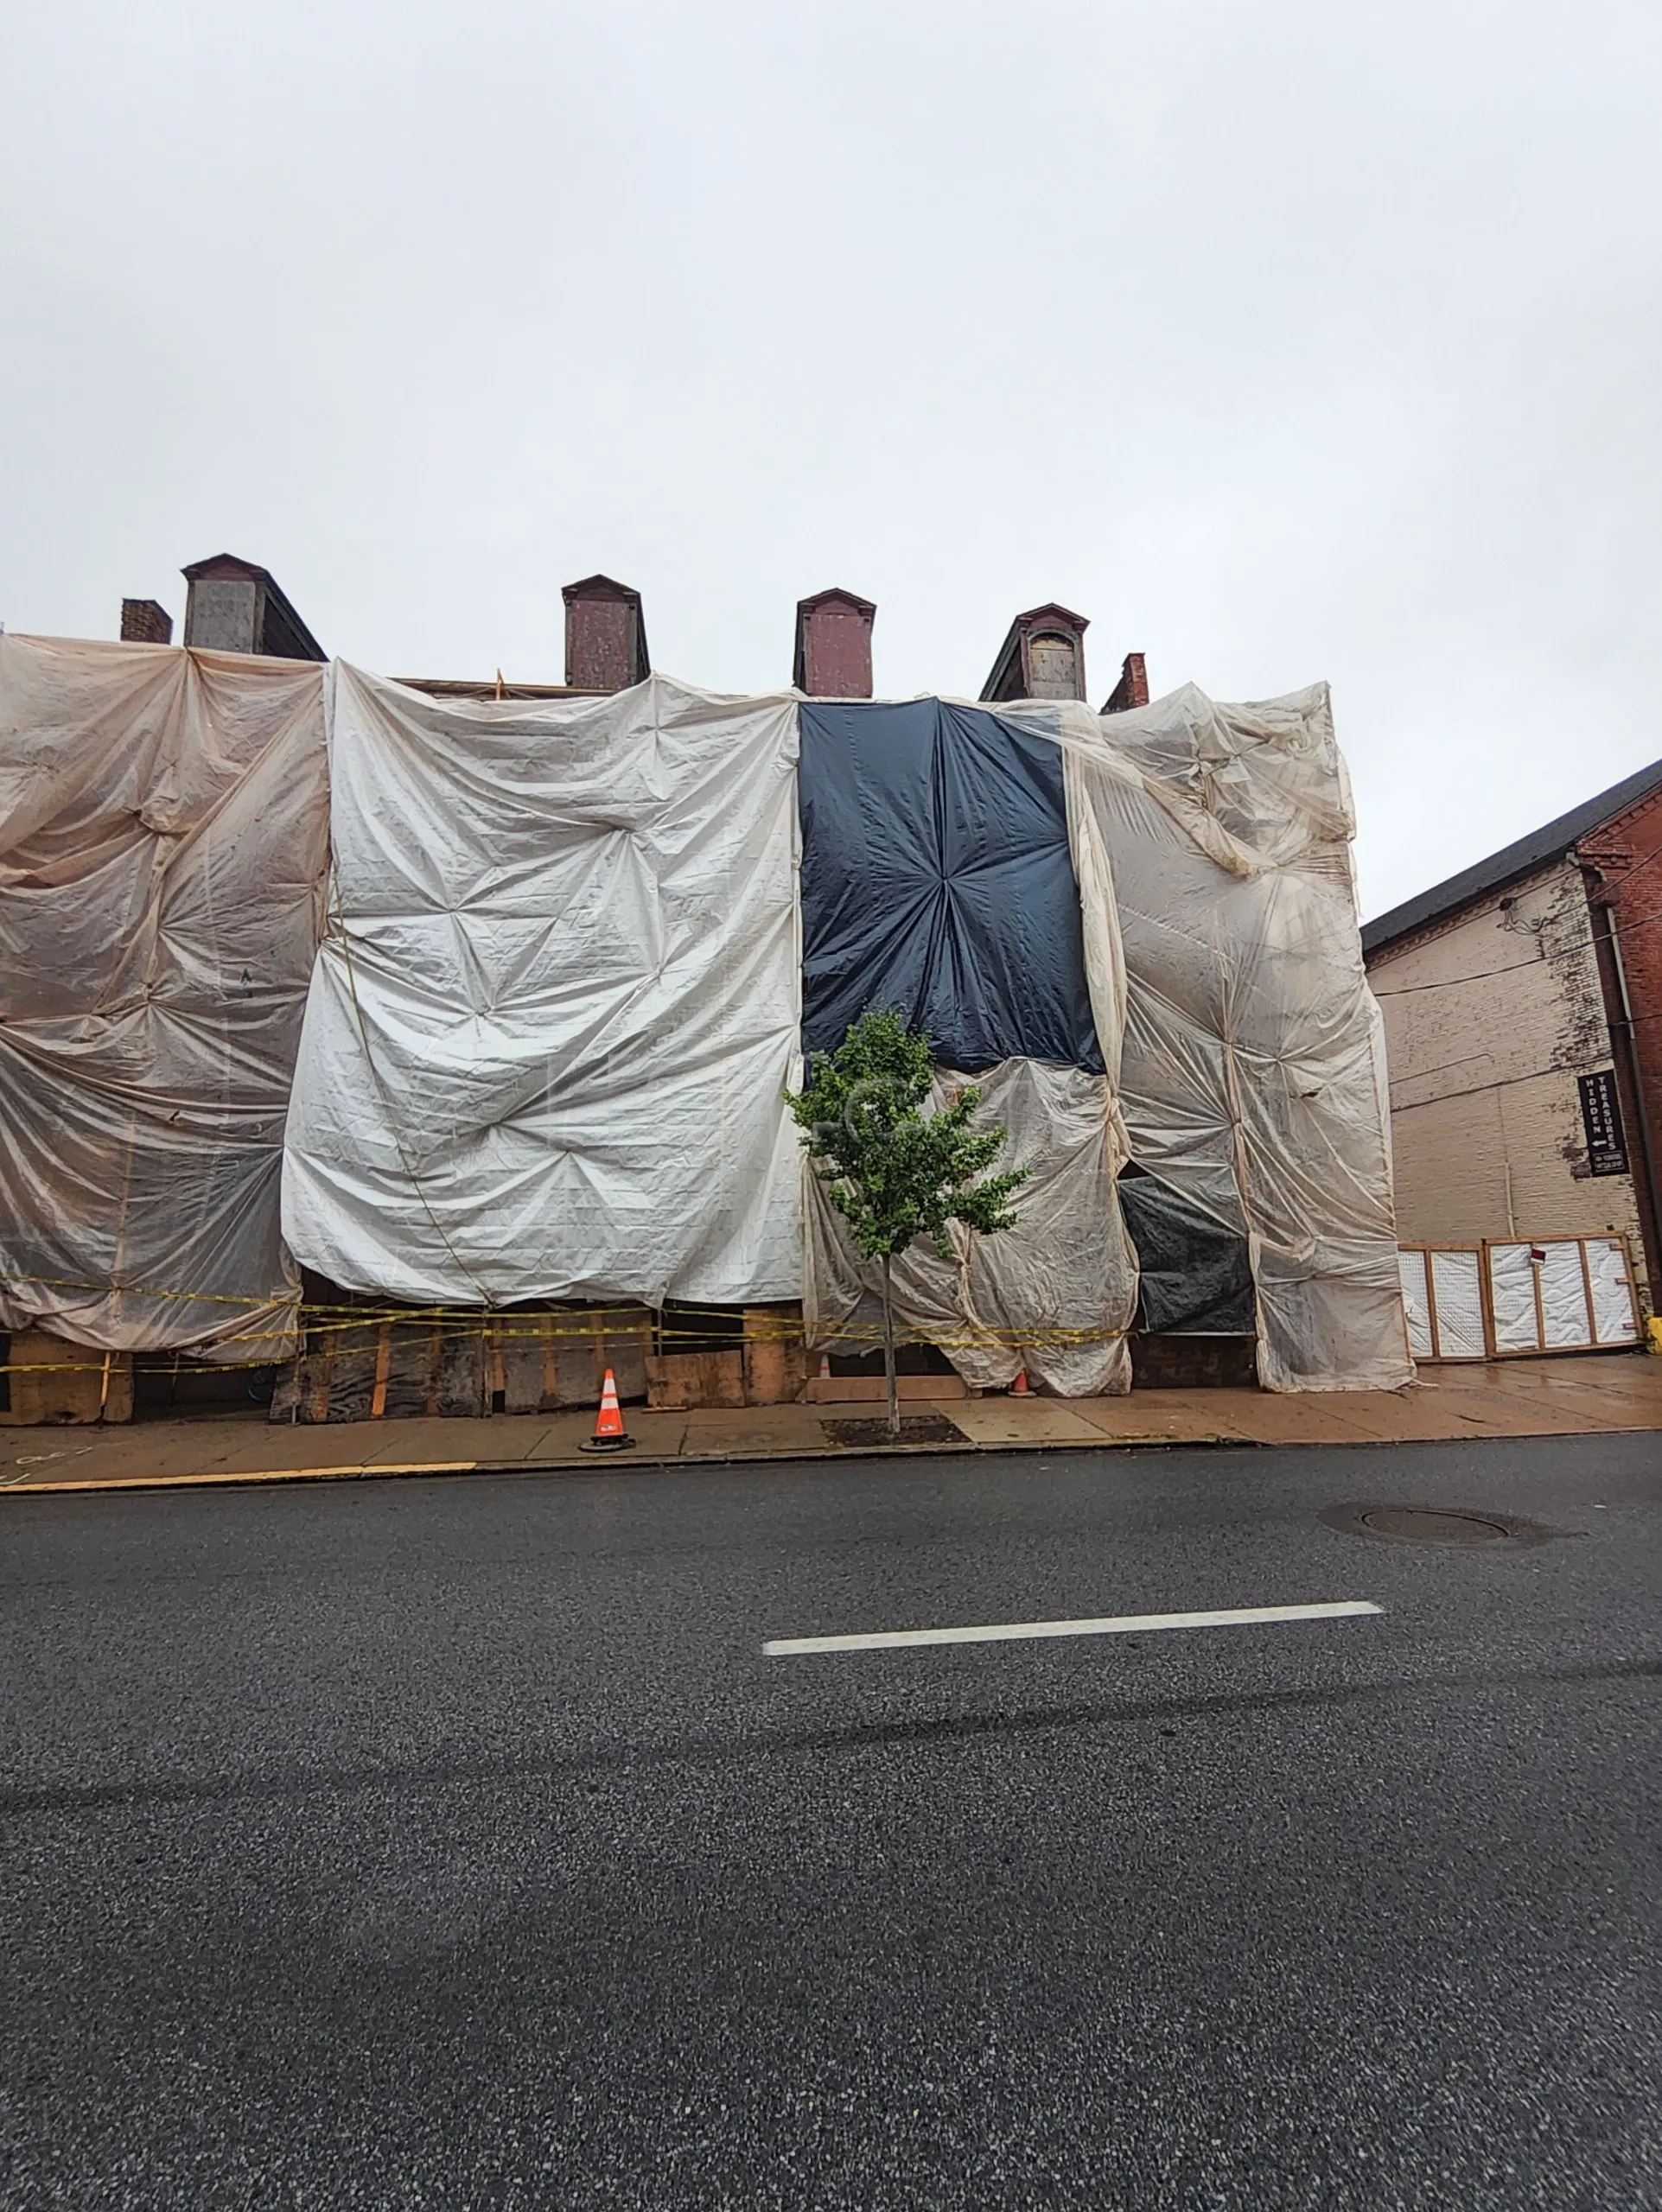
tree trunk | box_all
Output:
[881,1253,901,1440]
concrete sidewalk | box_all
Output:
[3,1352,1659,1496]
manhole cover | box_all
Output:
[1359,1506,1510,1547]
[1319,1503,1559,1550]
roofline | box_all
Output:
[1013,601,1090,631]
[398,677,608,700]
[559,574,641,605]
[1361,753,1662,957]
[257,573,326,662]
[795,585,876,618]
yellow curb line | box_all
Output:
[4,1460,480,1494]
[13,1410,1636,1495]
[2,1434,1253,1493]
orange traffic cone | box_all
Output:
[580,1367,635,1453]
[1011,1368,1030,1396]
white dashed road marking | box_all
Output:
[763,1599,1383,1657]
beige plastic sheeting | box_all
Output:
[281,667,805,1307]
[0,634,329,1357]
[803,1058,1139,1397]
[1016,682,1411,1393]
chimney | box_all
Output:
[181,554,325,660]
[120,598,173,645]
[562,575,649,692]
[980,603,1089,704]
[1102,652,1149,714]
[793,587,876,698]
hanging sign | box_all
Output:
[1577,1069,1629,1177]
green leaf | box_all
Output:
[785,1008,1029,1262]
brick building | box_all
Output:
[1362,761,1662,1318]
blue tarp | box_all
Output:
[797,700,1103,1073]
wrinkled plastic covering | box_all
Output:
[797,697,1130,1393]
[1588,1237,1640,1344]
[1488,1236,1640,1351]
[803,1058,1137,1396]
[1429,1249,1486,1358]
[0,634,328,1356]
[282,667,803,1306]
[1539,1242,1590,1349]
[1487,1243,1544,1350]
[798,700,1103,1072]
[1002,683,1410,1392]
[5,642,1407,1395]
[1398,1250,1434,1358]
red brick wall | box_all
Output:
[1579,785,1662,1286]
[1103,652,1149,713]
[794,591,874,697]
[120,598,172,645]
[562,577,646,693]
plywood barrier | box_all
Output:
[1399,1236,1640,1361]
[268,1304,816,1421]
[0,1329,134,1425]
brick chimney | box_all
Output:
[181,554,325,660]
[1102,652,1149,714]
[980,603,1090,703]
[562,575,649,693]
[794,587,876,698]
[120,598,173,645]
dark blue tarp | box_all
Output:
[797,700,1103,1072]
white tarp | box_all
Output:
[1487,1243,1539,1351]
[1588,1236,1640,1344]
[0,634,328,1357]
[804,1058,1139,1397]
[1005,683,1411,1393]
[1487,1236,1640,1352]
[1540,1240,1591,1348]
[282,667,804,1306]
[1428,1248,1486,1359]
[1398,1248,1485,1361]
[1398,1249,1434,1359]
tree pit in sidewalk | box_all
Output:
[820,1414,970,1450]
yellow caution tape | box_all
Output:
[3,1269,1130,1376]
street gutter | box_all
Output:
[1,1431,1254,1496]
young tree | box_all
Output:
[787,1008,1028,1438]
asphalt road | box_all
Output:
[2,1432,1659,2211]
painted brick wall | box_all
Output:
[1366,855,1649,1306]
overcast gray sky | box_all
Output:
[3,0,1658,918]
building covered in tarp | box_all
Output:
[1039,682,1406,1393]
[797,683,1407,1395]
[0,632,1410,1403]
[281,665,805,1310]
[0,634,328,1363]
